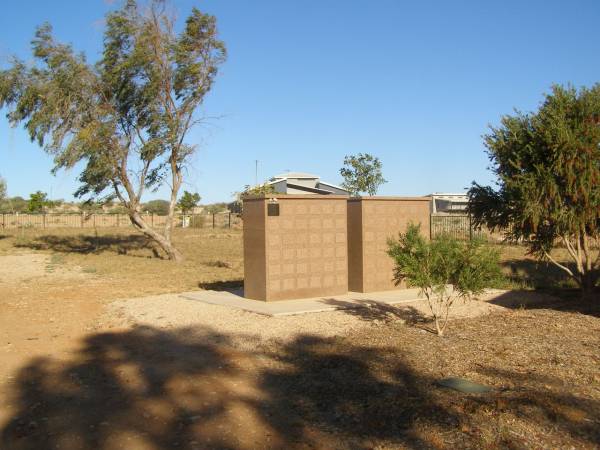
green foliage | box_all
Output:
[143,199,170,215]
[0,0,226,261]
[28,191,51,213]
[469,84,600,294]
[242,183,275,196]
[340,153,386,196]
[388,224,501,335]
[79,200,104,214]
[177,191,201,214]
[0,196,28,213]
[230,183,275,213]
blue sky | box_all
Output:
[1,0,599,203]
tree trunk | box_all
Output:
[435,318,444,336]
[581,272,598,300]
[164,167,181,246]
[129,210,183,262]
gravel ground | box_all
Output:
[102,294,372,350]
[101,292,508,350]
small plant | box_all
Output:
[387,224,501,336]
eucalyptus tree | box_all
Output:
[340,153,386,196]
[0,0,226,260]
[469,84,600,295]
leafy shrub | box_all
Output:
[387,224,501,336]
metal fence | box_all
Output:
[0,212,242,230]
[430,214,491,241]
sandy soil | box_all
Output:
[101,292,509,350]
[0,252,88,283]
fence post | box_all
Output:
[81,213,84,228]
[151,213,154,227]
[212,213,215,229]
[228,212,231,228]
[429,214,433,240]
[469,215,473,241]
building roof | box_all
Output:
[271,172,320,180]
[286,182,335,195]
[428,192,469,198]
[318,180,346,191]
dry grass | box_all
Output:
[0,227,581,300]
[497,244,579,291]
[0,227,244,300]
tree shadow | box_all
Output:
[488,289,600,317]
[1,326,244,450]
[2,325,599,449]
[501,258,575,290]
[198,279,244,291]
[14,234,159,257]
[323,298,431,327]
[0,326,451,449]
[255,335,450,448]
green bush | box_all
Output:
[387,224,501,336]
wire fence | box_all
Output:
[430,214,496,241]
[2,211,500,240]
[0,212,242,230]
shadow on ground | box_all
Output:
[501,258,575,290]
[2,325,599,449]
[323,299,431,327]
[198,279,244,291]
[14,234,159,257]
[488,289,600,317]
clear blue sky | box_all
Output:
[1,0,599,203]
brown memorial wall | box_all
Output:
[347,197,431,293]
[243,195,348,301]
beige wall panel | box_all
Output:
[243,195,348,301]
[347,197,431,293]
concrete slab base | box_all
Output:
[180,288,427,317]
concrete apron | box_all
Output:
[180,288,428,317]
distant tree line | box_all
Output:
[0,186,224,216]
